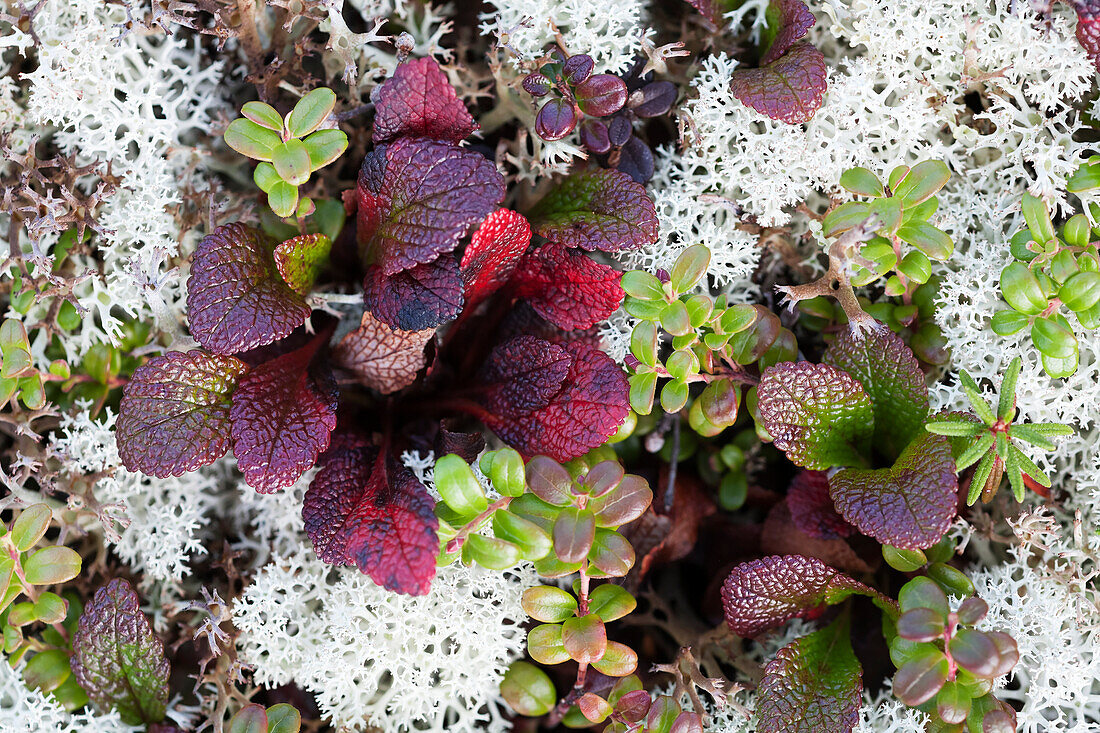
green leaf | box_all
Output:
[287,88,337,138]
[265,703,302,733]
[434,454,488,516]
[823,328,929,461]
[224,118,281,162]
[587,583,636,622]
[501,661,556,716]
[1009,443,1049,488]
[492,509,552,560]
[892,160,950,208]
[621,270,665,300]
[34,591,68,624]
[990,309,1029,336]
[997,357,1021,422]
[669,244,710,293]
[822,201,870,237]
[527,623,569,664]
[1031,314,1077,359]
[955,432,995,471]
[590,640,638,677]
[561,614,607,664]
[924,419,986,438]
[267,181,299,219]
[23,649,72,692]
[958,371,995,425]
[968,449,997,505]
[462,534,521,570]
[755,614,862,733]
[253,162,282,193]
[587,529,635,577]
[272,139,312,186]
[302,129,348,172]
[241,101,284,132]
[23,546,81,585]
[839,167,884,197]
[1021,192,1056,243]
[228,704,268,733]
[521,585,578,623]
[272,233,332,296]
[70,579,170,725]
[1008,422,1072,449]
[999,262,1048,315]
[756,361,874,470]
[896,222,953,260]
[10,503,51,552]
[484,447,526,497]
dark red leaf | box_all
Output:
[304,445,439,594]
[1069,1,1100,69]
[480,339,628,461]
[574,74,628,117]
[730,41,827,125]
[762,0,817,65]
[460,208,532,308]
[828,433,957,550]
[681,0,723,29]
[230,331,338,492]
[508,243,624,330]
[534,98,579,141]
[721,555,883,637]
[435,421,486,463]
[481,335,572,412]
[615,136,656,184]
[630,81,678,118]
[362,256,464,332]
[372,57,478,144]
[333,311,432,394]
[117,350,248,477]
[762,502,871,577]
[527,168,659,252]
[187,223,311,354]
[579,119,611,154]
[787,471,854,540]
[357,138,505,275]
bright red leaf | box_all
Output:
[1069,1,1100,68]
[356,138,505,276]
[362,256,464,332]
[460,209,532,308]
[479,338,629,461]
[187,223,310,354]
[372,57,478,145]
[526,169,659,252]
[230,331,338,492]
[730,41,827,125]
[508,243,624,330]
[787,471,854,540]
[117,350,249,478]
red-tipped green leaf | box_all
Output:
[823,328,929,460]
[230,332,338,492]
[333,311,432,394]
[756,614,861,733]
[70,579,170,725]
[828,433,957,550]
[372,57,478,144]
[526,169,658,252]
[480,339,628,461]
[362,257,464,332]
[508,243,624,330]
[460,208,532,307]
[117,351,248,477]
[273,233,332,296]
[757,361,874,470]
[721,554,884,637]
[187,223,310,354]
[357,138,505,275]
[730,41,827,125]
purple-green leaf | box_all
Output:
[273,233,332,296]
[70,579,170,725]
[526,169,659,252]
[730,41,827,125]
[828,432,958,550]
[756,361,874,470]
[756,615,862,733]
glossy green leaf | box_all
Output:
[272,139,312,186]
[224,118,281,162]
[287,87,337,138]
[527,623,570,664]
[266,703,302,733]
[241,101,284,132]
[501,661,556,716]
[590,640,638,677]
[839,167,884,197]
[302,128,348,171]
[897,222,953,260]
[435,454,488,516]
[23,649,71,692]
[669,244,710,293]
[521,585,577,622]
[892,160,950,207]
[11,503,51,552]
[267,181,299,219]
[462,533,521,570]
[587,529,635,577]
[492,509,552,560]
[23,546,81,585]
[587,583,636,622]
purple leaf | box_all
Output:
[480,335,572,412]
[187,223,311,354]
[356,138,505,275]
[70,579,170,725]
[362,256,464,332]
[756,361,874,470]
[721,554,885,637]
[372,56,478,144]
[756,615,861,733]
[1068,1,1100,69]
[527,168,659,251]
[117,350,249,477]
[787,471,854,540]
[535,98,580,141]
[730,41,827,125]
[762,0,817,65]
[230,330,338,492]
[828,432,958,550]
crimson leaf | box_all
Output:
[721,554,883,637]
[508,243,624,330]
[362,257,464,331]
[333,311,432,394]
[460,208,532,309]
[372,56,478,144]
[681,0,723,29]
[756,614,862,733]
[1068,1,1100,69]
[479,339,628,461]
[756,361,874,470]
[70,579,170,725]
[730,41,827,124]
[480,334,572,412]
[762,0,817,65]
[187,223,311,354]
[823,328,928,461]
[230,330,338,492]
[273,232,332,296]
[828,432,957,550]
[357,138,505,275]
[117,350,249,477]
[526,168,659,252]
[787,471,854,540]
[304,443,439,594]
